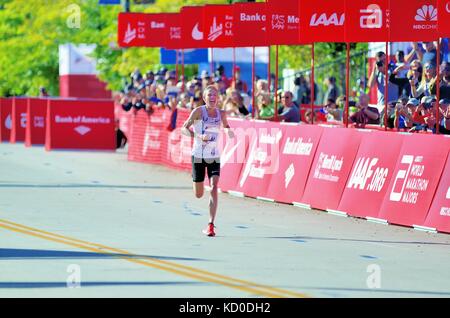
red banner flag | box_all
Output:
[389,0,438,41]
[345,0,389,42]
[165,13,182,49]
[299,0,346,43]
[437,0,450,37]
[266,0,300,45]
[233,2,268,47]
[203,5,234,48]
[181,6,205,49]
[118,12,168,48]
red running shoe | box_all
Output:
[202,223,215,237]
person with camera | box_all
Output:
[430,62,450,100]
[350,94,380,128]
[410,96,436,132]
[368,51,399,106]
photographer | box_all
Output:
[411,62,437,99]
[350,94,380,128]
[368,51,399,106]
[430,62,450,100]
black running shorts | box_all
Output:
[192,156,220,182]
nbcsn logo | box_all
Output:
[413,4,437,29]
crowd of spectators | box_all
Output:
[119,41,450,134]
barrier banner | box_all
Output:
[128,109,169,164]
[338,131,404,218]
[301,127,361,210]
[299,0,346,43]
[218,118,251,192]
[424,151,450,233]
[114,103,132,139]
[345,0,389,43]
[10,98,28,144]
[0,98,12,142]
[162,109,192,171]
[233,120,283,198]
[45,99,115,151]
[265,124,323,203]
[181,6,206,49]
[266,0,300,45]
[233,2,268,47]
[165,13,182,50]
[389,0,438,41]
[378,134,450,227]
[438,0,450,37]
[25,98,47,147]
[203,5,234,48]
[118,12,168,48]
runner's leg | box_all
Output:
[208,175,219,224]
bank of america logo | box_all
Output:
[74,125,91,136]
[123,23,137,44]
[208,17,223,42]
[415,5,437,21]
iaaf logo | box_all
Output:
[360,4,383,29]
[347,157,388,192]
[123,23,137,44]
[310,13,345,26]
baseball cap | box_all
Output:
[439,98,450,105]
[421,96,436,104]
[406,98,420,106]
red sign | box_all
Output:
[338,131,404,218]
[301,128,361,211]
[233,2,267,47]
[378,134,450,227]
[218,118,251,193]
[389,0,438,41]
[165,13,182,49]
[10,98,27,143]
[438,0,450,37]
[266,0,300,45]
[299,0,346,43]
[203,5,234,48]
[424,152,450,233]
[181,6,205,49]
[345,0,389,42]
[265,124,323,203]
[25,98,47,147]
[118,13,168,48]
[233,121,283,198]
[45,99,115,151]
[0,98,12,142]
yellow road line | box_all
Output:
[0,218,310,298]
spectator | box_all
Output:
[277,91,300,123]
[39,87,49,97]
[293,75,309,106]
[406,42,443,67]
[223,89,249,117]
[430,62,450,100]
[350,94,380,127]
[323,98,342,122]
[256,92,275,119]
[368,51,399,106]
[411,62,437,99]
[389,60,423,98]
[115,119,127,149]
[322,76,339,105]
[409,96,436,132]
[440,98,450,133]
[394,50,409,78]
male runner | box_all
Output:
[182,85,234,237]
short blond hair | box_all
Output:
[202,85,219,100]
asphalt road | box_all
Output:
[1,143,450,298]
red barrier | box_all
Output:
[301,127,362,210]
[25,98,47,147]
[0,98,12,142]
[218,118,251,192]
[424,151,450,233]
[161,109,192,172]
[232,120,282,198]
[265,123,323,203]
[378,134,450,227]
[45,99,115,151]
[128,109,170,164]
[338,131,404,218]
[10,98,27,143]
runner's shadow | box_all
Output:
[0,281,206,289]
[0,183,191,190]
[0,248,208,262]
